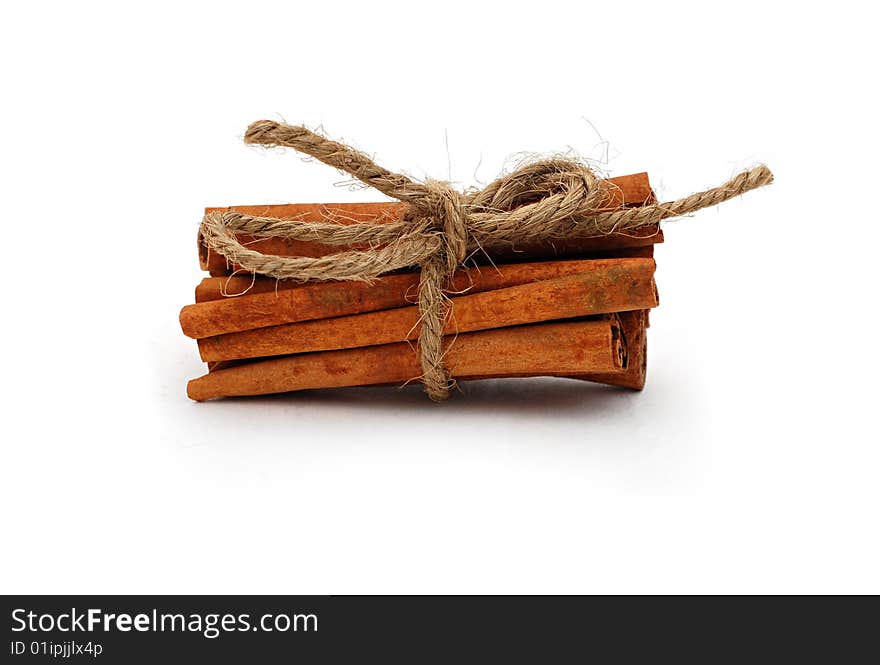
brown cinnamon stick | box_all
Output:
[197,259,658,362]
[187,319,625,401]
[193,244,657,303]
[199,172,659,275]
[180,257,650,339]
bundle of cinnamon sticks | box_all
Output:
[180,172,662,401]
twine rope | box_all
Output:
[201,120,773,401]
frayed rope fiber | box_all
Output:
[201,120,773,401]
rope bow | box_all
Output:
[201,120,773,401]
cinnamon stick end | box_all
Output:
[187,377,210,402]
[179,305,200,339]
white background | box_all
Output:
[1,1,877,594]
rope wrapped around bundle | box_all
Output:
[200,120,773,401]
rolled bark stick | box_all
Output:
[194,244,658,303]
[197,259,658,362]
[187,319,625,401]
[199,172,659,275]
[181,257,649,339]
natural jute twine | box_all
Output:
[201,120,773,401]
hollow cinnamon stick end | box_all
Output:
[608,315,627,371]
[589,310,648,390]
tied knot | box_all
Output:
[415,180,470,277]
[201,120,774,401]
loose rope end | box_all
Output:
[746,164,774,188]
[244,119,285,145]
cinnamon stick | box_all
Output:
[187,319,625,401]
[197,259,658,362]
[199,172,660,275]
[194,243,657,303]
[180,257,650,339]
